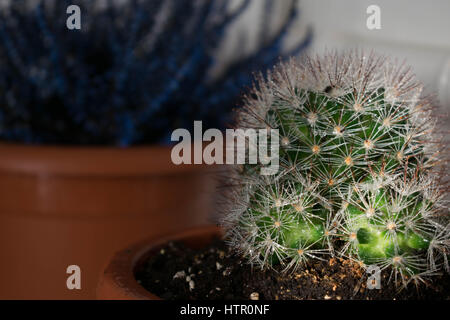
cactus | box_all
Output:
[222,51,449,288]
[0,0,311,146]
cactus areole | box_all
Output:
[222,51,449,288]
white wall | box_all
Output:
[299,0,450,110]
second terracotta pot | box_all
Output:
[96,225,223,300]
[0,143,217,299]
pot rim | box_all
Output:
[0,142,213,176]
[96,225,223,300]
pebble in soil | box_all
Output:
[135,238,450,300]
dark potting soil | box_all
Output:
[136,237,450,300]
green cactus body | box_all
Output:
[223,51,449,287]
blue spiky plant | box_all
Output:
[0,0,311,146]
[222,51,450,288]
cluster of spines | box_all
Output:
[221,51,449,288]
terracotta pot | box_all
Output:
[0,143,217,299]
[96,225,222,300]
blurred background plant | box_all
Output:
[0,0,312,146]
